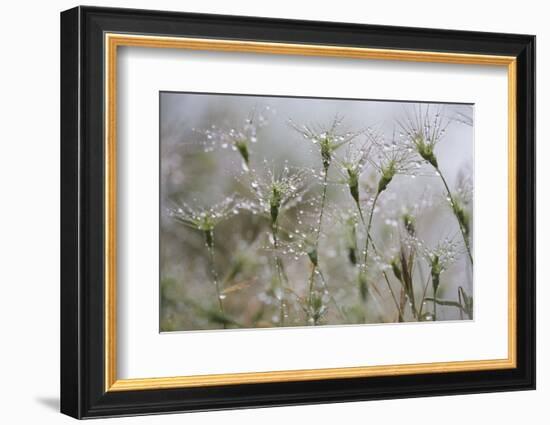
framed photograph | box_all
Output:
[60,6,535,419]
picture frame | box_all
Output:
[60,5,535,419]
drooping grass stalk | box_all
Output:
[435,167,473,264]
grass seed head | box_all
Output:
[235,139,250,166]
[245,163,308,225]
[370,130,417,195]
[269,183,283,224]
[399,104,450,170]
[196,107,270,169]
[169,198,238,243]
[419,237,462,294]
[378,161,396,194]
[289,115,362,173]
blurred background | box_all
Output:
[159,92,473,331]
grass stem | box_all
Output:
[432,286,437,321]
[315,173,329,246]
[418,273,431,318]
[436,166,473,264]
[360,193,404,321]
[206,235,226,329]
[317,268,348,322]
[364,191,380,265]
[271,224,286,326]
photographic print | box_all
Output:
[160,93,474,332]
[61,9,535,417]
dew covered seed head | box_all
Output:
[289,116,362,173]
[245,163,308,224]
[269,182,283,224]
[413,133,438,168]
[399,105,450,169]
[168,198,239,248]
[378,160,396,194]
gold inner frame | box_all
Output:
[104,33,517,392]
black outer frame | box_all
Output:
[60,5,536,419]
